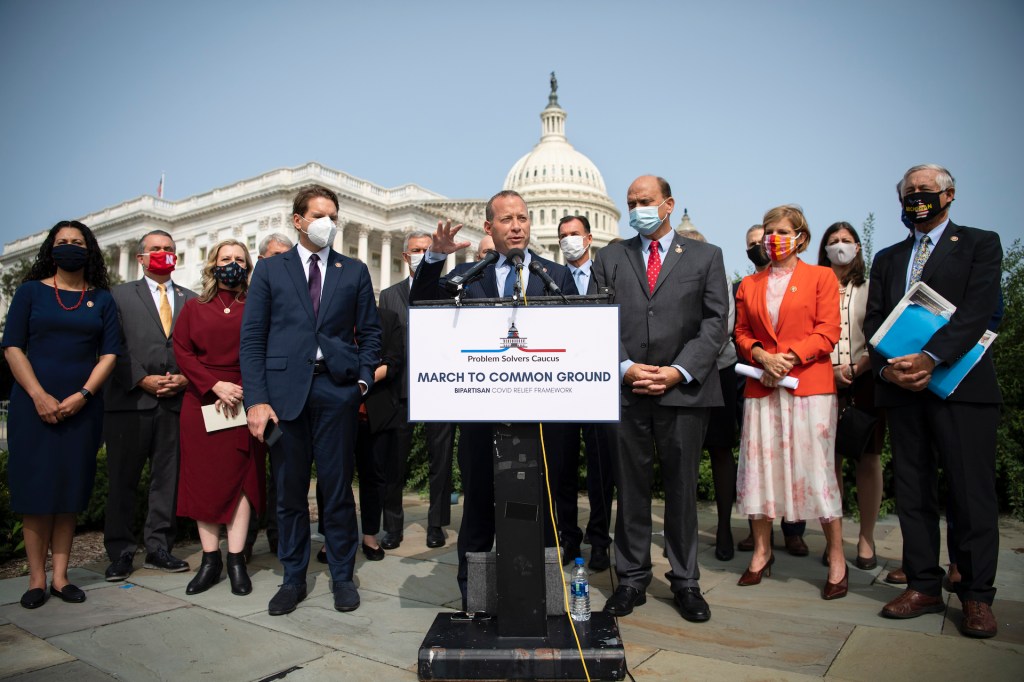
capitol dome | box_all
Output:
[503,75,620,264]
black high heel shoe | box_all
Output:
[227,551,252,595]
[737,554,775,586]
[715,526,735,561]
[186,551,223,595]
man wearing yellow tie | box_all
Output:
[103,230,197,581]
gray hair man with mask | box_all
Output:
[374,231,457,551]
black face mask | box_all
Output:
[51,244,89,272]
[213,262,247,288]
[746,243,771,268]
[901,190,947,227]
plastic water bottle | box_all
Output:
[569,557,591,622]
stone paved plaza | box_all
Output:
[1,490,1022,681]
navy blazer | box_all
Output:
[410,250,578,303]
[240,246,382,421]
[864,221,1002,405]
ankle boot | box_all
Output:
[186,551,223,595]
[227,551,252,596]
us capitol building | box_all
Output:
[0,77,621,303]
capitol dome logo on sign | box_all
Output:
[461,323,565,355]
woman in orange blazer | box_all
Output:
[734,205,847,599]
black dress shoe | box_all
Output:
[589,545,610,572]
[105,551,134,582]
[675,586,711,622]
[227,551,252,595]
[144,548,190,573]
[426,526,446,548]
[20,587,47,609]
[361,542,385,561]
[316,545,328,563]
[186,551,223,595]
[603,585,646,617]
[380,532,403,550]
[268,584,307,616]
[50,583,86,603]
[331,580,360,612]
[561,542,582,566]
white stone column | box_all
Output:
[357,227,369,264]
[118,245,130,281]
[445,252,457,274]
[463,249,475,264]
[332,223,346,253]
[379,234,392,290]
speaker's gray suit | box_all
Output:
[592,233,728,593]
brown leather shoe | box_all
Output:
[784,535,809,557]
[961,600,997,638]
[884,566,907,584]
[736,534,755,551]
[881,589,944,619]
[822,567,849,600]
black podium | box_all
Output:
[411,296,625,681]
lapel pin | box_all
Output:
[950,235,959,242]
[791,286,798,293]
[334,262,342,268]
[86,301,94,308]
[675,245,683,253]
[176,290,183,297]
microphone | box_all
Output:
[506,248,525,268]
[444,249,499,294]
[529,260,569,303]
[505,248,526,301]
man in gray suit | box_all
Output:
[103,230,197,580]
[592,175,728,622]
[376,230,457,550]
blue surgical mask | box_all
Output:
[628,199,668,236]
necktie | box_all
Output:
[647,241,661,294]
[909,235,932,285]
[308,254,321,318]
[157,283,172,337]
[575,268,587,294]
[502,262,517,297]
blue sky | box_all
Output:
[1,0,1021,277]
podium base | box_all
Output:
[417,612,625,680]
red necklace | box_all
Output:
[53,277,87,311]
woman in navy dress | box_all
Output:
[2,221,120,609]
[174,239,265,596]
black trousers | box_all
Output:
[426,422,456,528]
[103,405,181,560]
[887,395,999,604]
[552,423,616,549]
[377,418,413,535]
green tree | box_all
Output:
[861,212,875,271]
[994,239,1024,519]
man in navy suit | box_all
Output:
[865,164,1002,638]
[241,185,381,616]
[410,189,578,606]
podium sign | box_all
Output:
[408,305,619,423]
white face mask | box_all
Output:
[407,252,425,274]
[300,216,337,249]
[825,242,858,266]
[559,235,587,261]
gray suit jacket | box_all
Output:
[104,278,197,412]
[592,233,728,408]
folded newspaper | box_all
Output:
[868,281,997,398]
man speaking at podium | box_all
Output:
[410,189,578,607]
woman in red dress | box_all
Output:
[173,239,265,596]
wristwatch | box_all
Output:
[79,388,92,401]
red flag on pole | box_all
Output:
[157,172,165,198]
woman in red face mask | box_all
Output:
[733,205,848,599]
